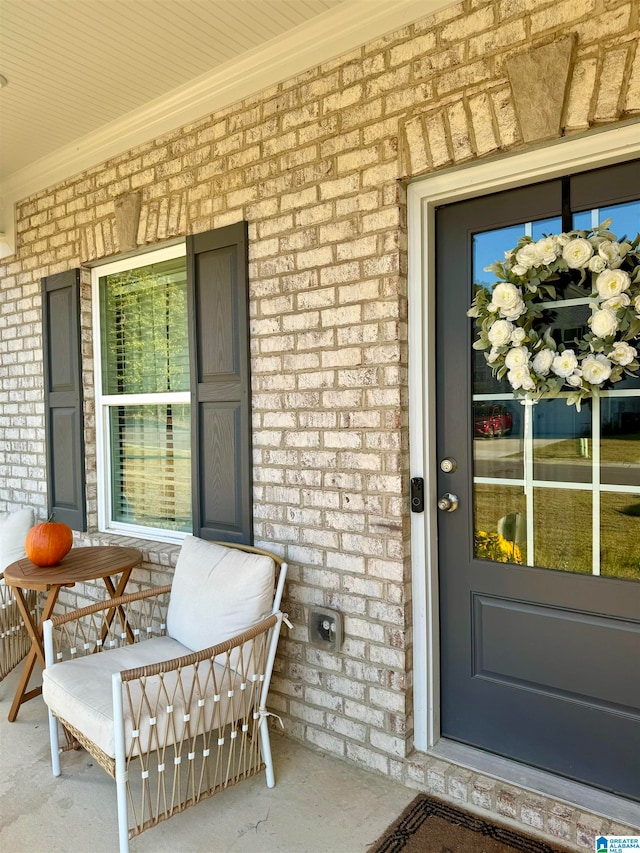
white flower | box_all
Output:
[487,319,514,347]
[511,264,528,276]
[588,255,607,273]
[552,349,578,378]
[601,294,630,311]
[515,243,539,271]
[635,294,640,315]
[511,327,527,344]
[507,366,535,391]
[504,346,530,370]
[491,282,526,321]
[589,308,618,339]
[487,302,497,313]
[596,269,631,299]
[563,238,593,269]
[609,341,636,366]
[532,349,554,376]
[487,347,501,364]
[582,354,612,385]
[567,372,583,387]
[534,237,558,265]
[598,240,620,263]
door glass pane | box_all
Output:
[473,225,524,286]
[532,398,592,484]
[600,492,640,581]
[474,484,526,564]
[473,350,505,396]
[471,206,639,581]
[473,218,563,287]
[473,400,523,479]
[600,397,640,487]
[531,216,563,240]
[533,488,592,573]
[544,303,591,345]
[573,199,640,239]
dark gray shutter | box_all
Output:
[42,269,86,530]
[187,222,252,544]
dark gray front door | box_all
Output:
[436,161,640,800]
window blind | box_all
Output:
[100,258,189,395]
[99,254,191,534]
[109,404,191,531]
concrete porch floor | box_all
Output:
[0,665,416,853]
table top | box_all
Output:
[3,546,142,591]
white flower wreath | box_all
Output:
[467,220,640,410]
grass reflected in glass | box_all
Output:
[601,493,640,581]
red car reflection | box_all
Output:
[474,405,513,438]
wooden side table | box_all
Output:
[3,546,142,722]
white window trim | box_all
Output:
[92,242,188,544]
[408,121,640,757]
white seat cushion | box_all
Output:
[43,636,252,758]
[44,636,189,757]
[166,536,275,651]
[0,508,34,572]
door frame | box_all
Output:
[407,121,640,761]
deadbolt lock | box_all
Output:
[440,458,457,474]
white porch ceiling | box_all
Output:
[0,0,446,253]
[0,0,346,181]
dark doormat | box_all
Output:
[369,794,575,853]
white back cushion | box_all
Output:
[166,535,275,651]
[0,508,34,571]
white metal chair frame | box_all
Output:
[43,541,288,853]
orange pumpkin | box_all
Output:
[25,515,73,567]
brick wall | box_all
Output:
[1,0,639,847]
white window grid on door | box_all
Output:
[473,388,640,576]
[473,210,640,577]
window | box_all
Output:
[93,244,191,541]
[45,222,252,544]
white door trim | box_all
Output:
[408,120,640,755]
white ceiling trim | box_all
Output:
[0,0,447,257]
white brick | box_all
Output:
[305,686,343,712]
[321,305,362,327]
[389,33,437,66]
[594,48,628,121]
[370,730,407,756]
[369,686,405,713]
[306,728,345,756]
[626,42,640,113]
[323,84,363,113]
[345,743,389,774]
[326,713,367,741]
[318,175,360,200]
[296,245,333,269]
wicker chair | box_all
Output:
[43,536,288,853]
[0,576,41,682]
[1,508,38,682]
